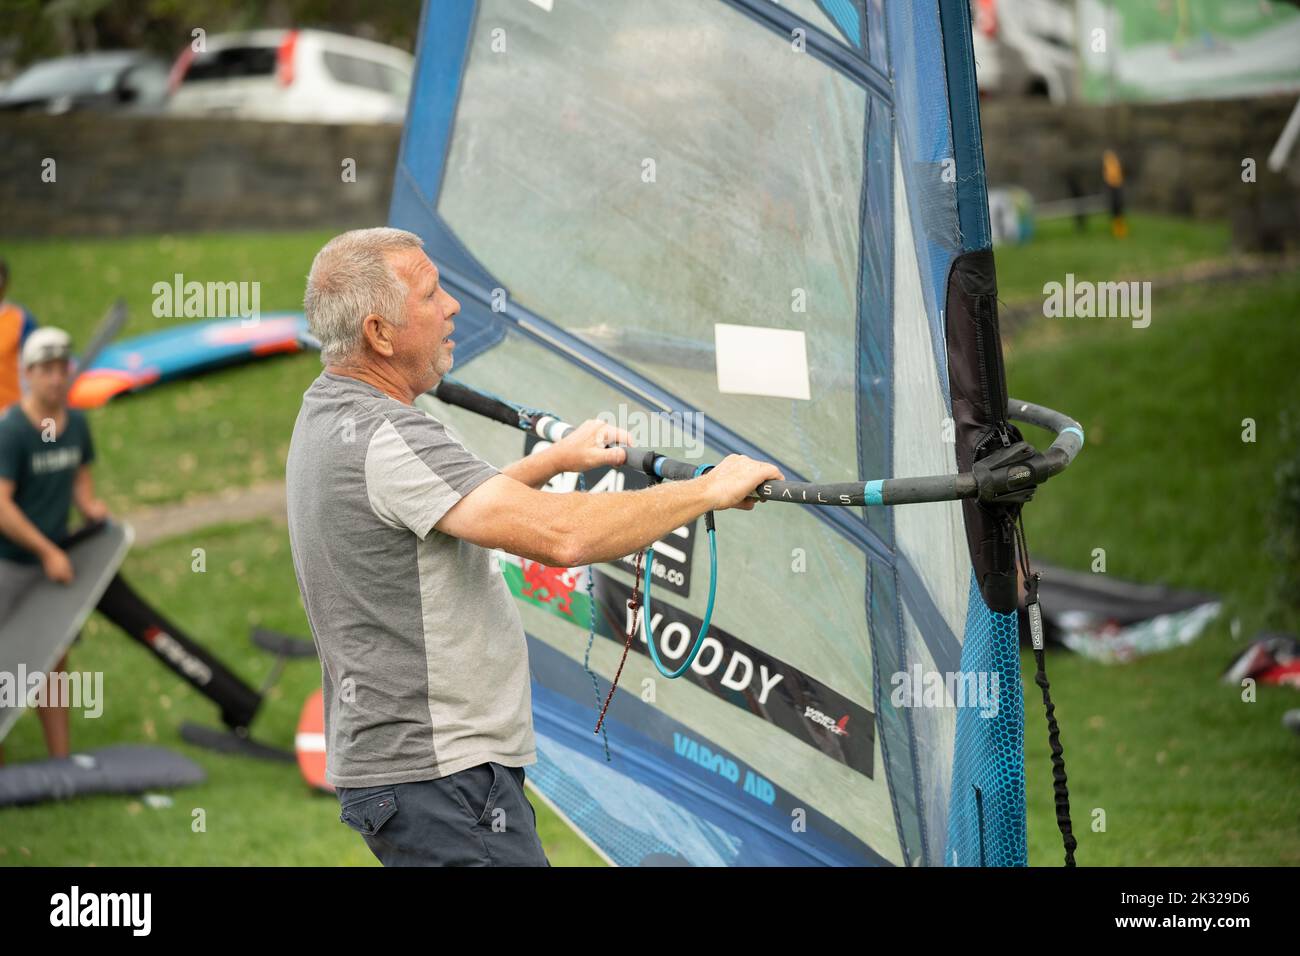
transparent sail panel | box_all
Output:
[420,325,899,862]
[439,0,869,483]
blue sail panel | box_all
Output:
[394,0,1025,866]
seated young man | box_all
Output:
[0,328,109,762]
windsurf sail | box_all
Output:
[392,0,1080,866]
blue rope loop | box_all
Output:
[642,463,717,679]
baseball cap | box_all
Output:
[21,327,73,369]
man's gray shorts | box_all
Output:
[336,762,550,867]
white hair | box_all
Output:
[304,227,424,365]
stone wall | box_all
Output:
[979,94,1299,228]
[1,95,1296,239]
[0,114,399,237]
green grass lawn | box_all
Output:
[1013,272,1300,866]
[1,220,1295,866]
[0,520,602,866]
[3,231,331,507]
[994,213,1232,303]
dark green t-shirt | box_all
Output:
[0,404,95,564]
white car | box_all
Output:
[0,52,170,114]
[167,29,412,124]
[972,0,1077,104]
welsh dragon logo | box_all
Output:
[520,561,579,617]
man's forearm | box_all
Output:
[0,499,57,559]
[555,477,717,566]
[502,447,565,490]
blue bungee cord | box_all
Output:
[641,464,718,679]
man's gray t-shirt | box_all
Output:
[286,370,534,787]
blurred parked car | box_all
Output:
[0,51,170,114]
[167,29,413,124]
[972,0,1077,103]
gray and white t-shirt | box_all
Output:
[286,370,534,787]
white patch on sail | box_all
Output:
[713,324,811,400]
[525,0,554,11]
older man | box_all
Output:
[287,228,778,867]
